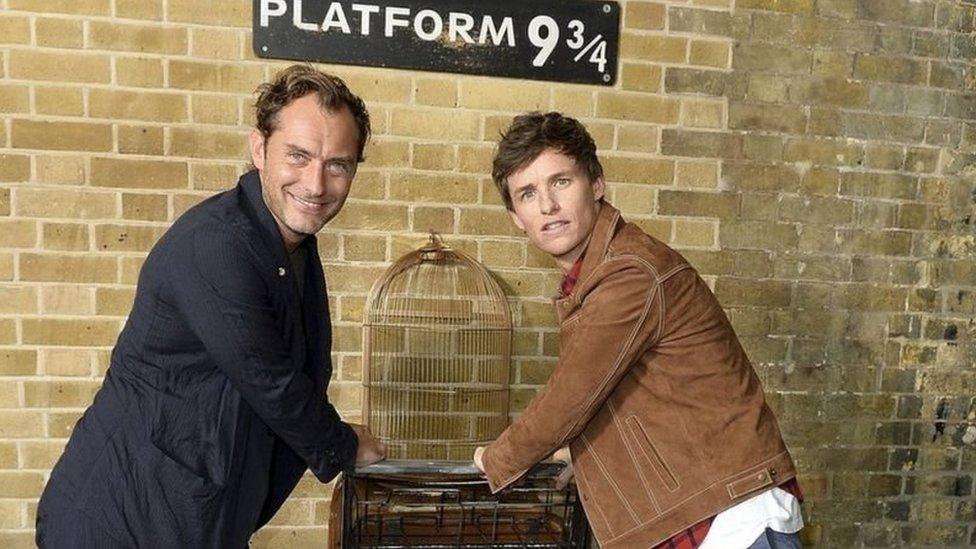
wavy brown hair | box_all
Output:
[491,111,603,210]
[254,64,371,162]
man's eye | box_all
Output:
[520,190,535,201]
[554,178,570,187]
[288,153,307,163]
[327,161,351,176]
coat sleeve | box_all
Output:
[167,225,357,482]
[482,260,662,492]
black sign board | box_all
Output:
[253,0,620,85]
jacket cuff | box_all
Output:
[482,444,530,494]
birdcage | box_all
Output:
[362,234,512,460]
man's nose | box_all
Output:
[539,189,559,214]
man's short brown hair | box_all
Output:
[254,64,371,162]
[491,111,604,210]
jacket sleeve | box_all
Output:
[167,226,357,482]
[482,260,662,492]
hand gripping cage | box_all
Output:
[362,234,513,460]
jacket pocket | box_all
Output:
[626,416,679,492]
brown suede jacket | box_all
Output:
[482,203,796,548]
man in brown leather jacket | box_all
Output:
[474,112,804,549]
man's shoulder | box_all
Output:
[604,220,691,281]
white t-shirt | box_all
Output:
[698,486,804,549]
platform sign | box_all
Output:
[253,0,620,85]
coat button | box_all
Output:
[278,267,286,276]
[757,472,766,481]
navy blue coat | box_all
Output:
[36,171,358,547]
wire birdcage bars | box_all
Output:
[363,234,512,460]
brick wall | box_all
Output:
[0,0,973,546]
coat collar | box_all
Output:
[553,201,622,315]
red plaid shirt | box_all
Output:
[560,259,803,548]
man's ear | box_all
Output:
[592,176,606,202]
[249,129,266,171]
[508,208,526,232]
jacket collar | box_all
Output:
[554,201,621,313]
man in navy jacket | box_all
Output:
[35,65,386,547]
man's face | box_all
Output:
[249,93,360,251]
[506,149,605,272]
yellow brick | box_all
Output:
[0,188,8,215]
[34,156,85,185]
[632,217,673,241]
[0,155,30,182]
[625,2,667,30]
[20,254,117,283]
[348,170,385,200]
[621,34,687,63]
[89,20,187,54]
[618,125,660,153]
[170,127,247,159]
[90,89,187,123]
[169,61,265,93]
[459,207,522,237]
[550,88,594,118]
[693,0,732,5]
[190,163,241,191]
[0,349,36,376]
[612,184,657,216]
[0,220,36,248]
[9,50,110,84]
[602,156,675,185]
[412,144,456,170]
[191,94,239,125]
[92,157,188,190]
[329,203,409,231]
[23,320,120,347]
[0,15,31,44]
[0,286,37,314]
[41,286,94,315]
[116,57,165,88]
[172,193,208,218]
[122,193,168,221]
[96,287,135,316]
[331,70,412,104]
[191,28,240,59]
[0,319,15,344]
[0,471,44,499]
[365,139,410,168]
[458,145,493,174]
[588,122,617,151]
[43,348,95,376]
[411,206,455,234]
[481,240,524,268]
[0,254,12,281]
[389,173,480,204]
[116,0,163,20]
[94,224,167,252]
[12,120,113,152]
[315,232,340,261]
[36,17,84,48]
[119,126,164,156]
[120,257,145,285]
[621,63,663,93]
[43,223,91,251]
[21,441,67,469]
[8,0,110,15]
[35,86,84,116]
[322,264,388,293]
[676,160,719,188]
[597,92,681,124]
[391,109,480,141]
[690,40,731,68]
[264,499,314,526]
[682,98,725,129]
[673,219,717,247]
[414,77,458,107]
[168,0,249,26]
[343,234,387,262]
[0,410,44,439]
[0,85,29,113]
[17,189,117,219]
[460,80,549,111]
[0,501,24,529]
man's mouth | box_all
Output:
[542,220,569,232]
[288,192,327,211]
